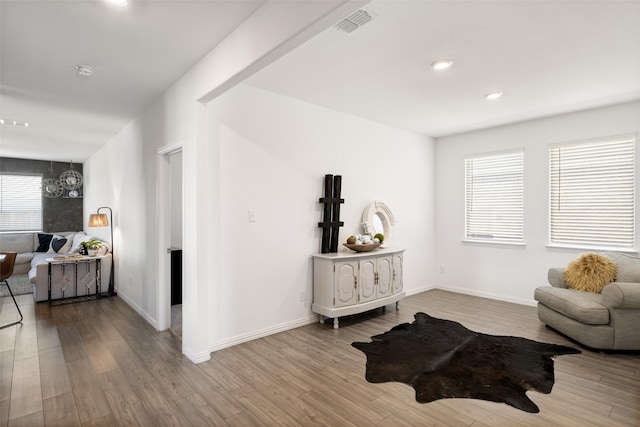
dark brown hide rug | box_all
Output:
[352,312,580,413]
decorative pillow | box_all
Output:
[70,232,88,253]
[565,253,617,293]
[36,233,53,252]
[96,243,109,256]
[47,235,73,254]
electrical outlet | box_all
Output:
[248,209,256,222]
[299,291,305,302]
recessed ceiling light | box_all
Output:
[485,91,504,100]
[76,65,94,77]
[105,0,128,6]
[431,59,453,71]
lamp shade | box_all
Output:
[88,213,109,227]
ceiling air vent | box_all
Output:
[335,10,373,34]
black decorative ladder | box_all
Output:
[318,174,344,253]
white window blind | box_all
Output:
[465,150,524,243]
[0,174,43,232]
[549,136,635,250]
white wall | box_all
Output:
[435,101,640,305]
[83,111,154,318]
[83,1,374,362]
[207,84,435,347]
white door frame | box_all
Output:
[156,143,183,332]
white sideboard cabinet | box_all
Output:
[312,248,405,328]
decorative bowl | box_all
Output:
[343,242,382,252]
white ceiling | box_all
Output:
[1,1,639,164]
[246,0,640,137]
[0,0,264,162]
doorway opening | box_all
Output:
[157,145,183,337]
[168,150,183,339]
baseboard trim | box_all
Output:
[434,284,537,307]
[405,284,436,296]
[183,347,211,364]
[116,290,159,329]
[209,314,318,353]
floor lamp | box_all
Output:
[88,207,116,296]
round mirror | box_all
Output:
[361,201,396,245]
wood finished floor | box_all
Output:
[1,290,638,426]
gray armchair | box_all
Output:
[534,252,640,350]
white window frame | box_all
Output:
[464,149,525,245]
[548,134,636,252]
[0,173,43,233]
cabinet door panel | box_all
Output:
[359,258,377,303]
[334,261,357,307]
[377,256,393,297]
[392,253,403,293]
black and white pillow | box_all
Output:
[47,235,73,254]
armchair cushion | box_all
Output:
[534,286,609,325]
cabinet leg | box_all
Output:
[319,315,325,325]
[333,318,339,329]
[396,301,400,310]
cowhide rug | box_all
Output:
[352,312,580,413]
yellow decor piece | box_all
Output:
[565,253,617,293]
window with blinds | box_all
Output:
[0,174,43,232]
[465,150,524,244]
[549,135,635,250]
